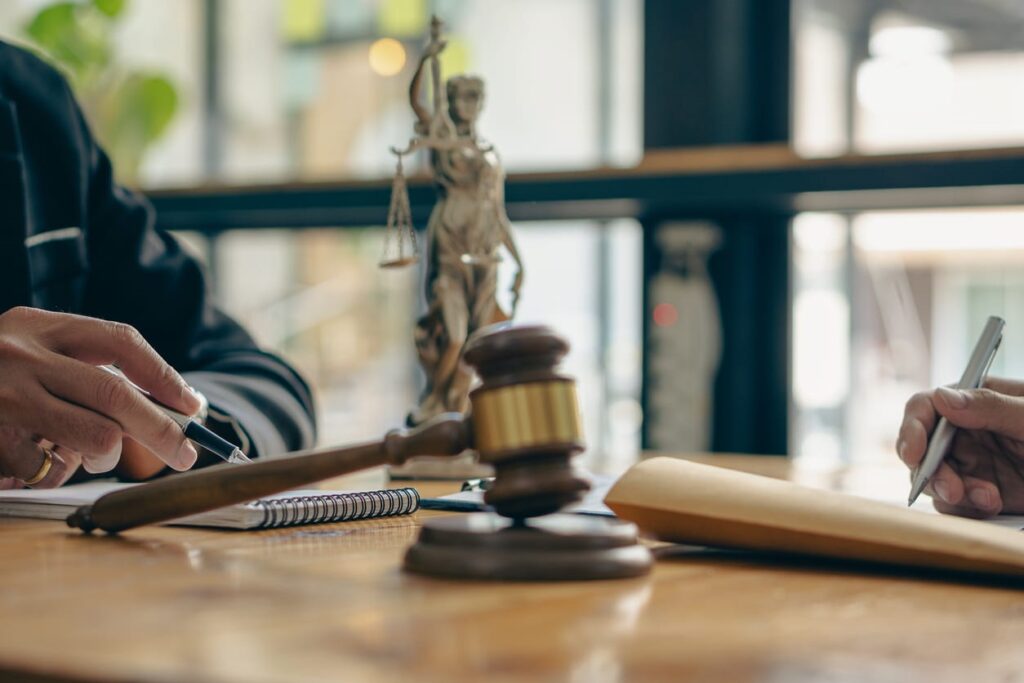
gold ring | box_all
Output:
[23,447,54,486]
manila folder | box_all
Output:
[604,457,1024,576]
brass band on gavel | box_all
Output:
[471,380,583,458]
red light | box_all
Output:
[653,303,679,327]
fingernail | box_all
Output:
[84,441,121,474]
[181,384,202,412]
[937,386,968,409]
[176,441,198,470]
[897,440,907,462]
[969,488,995,509]
[934,480,953,503]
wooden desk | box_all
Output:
[1,457,1023,683]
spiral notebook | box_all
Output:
[0,481,420,530]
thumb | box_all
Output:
[934,386,1024,439]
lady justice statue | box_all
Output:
[381,17,524,427]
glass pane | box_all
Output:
[1,1,641,187]
[794,0,1024,156]
[201,221,641,468]
[208,228,419,447]
[792,207,1024,468]
[218,0,643,183]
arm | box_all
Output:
[409,52,435,133]
[409,38,447,134]
[492,170,524,312]
[70,88,316,474]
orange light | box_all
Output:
[653,303,679,328]
[368,38,406,77]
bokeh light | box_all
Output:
[368,38,406,77]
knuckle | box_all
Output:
[156,360,182,390]
[155,416,183,450]
[0,335,33,363]
[6,306,43,323]
[974,388,999,403]
[108,322,146,350]
[94,374,135,414]
[970,388,1004,416]
[904,391,929,413]
[89,422,123,454]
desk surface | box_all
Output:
[1,455,1023,683]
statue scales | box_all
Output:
[379,16,524,428]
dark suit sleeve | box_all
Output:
[71,87,316,459]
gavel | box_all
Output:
[67,325,591,534]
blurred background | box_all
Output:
[3,0,1024,476]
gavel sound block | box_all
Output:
[67,325,652,581]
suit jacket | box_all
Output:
[0,41,316,464]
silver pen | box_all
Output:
[99,365,252,465]
[907,315,1004,506]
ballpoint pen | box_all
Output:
[99,365,252,465]
[907,315,1004,506]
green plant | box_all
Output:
[22,0,179,185]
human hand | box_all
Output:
[0,307,200,487]
[897,377,1024,516]
[0,431,81,489]
[424,40,447,59]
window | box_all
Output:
[186,220,642,468]
[792,1,1024,466]
[792,208,1024,465]
[218,0,642,183]
[794,0,1024,157]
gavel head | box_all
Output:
[462,324,590,520]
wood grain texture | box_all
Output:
[2,458,1024,683]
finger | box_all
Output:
[40,313,199,416]
[933,386,1024,440]
[47,446,82,487]
[13,388,123,471]
[0,436,72,488]
[897,391,938,467]
[982,376,1024,397]
[932,499,994,519]
[0,436,50,481]
[897,415,930,468]
[925,462,965,506]
[959,475,1003,516]
[24,448,75,489]
[39,359,197,471]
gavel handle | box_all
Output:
[67,413,471,534]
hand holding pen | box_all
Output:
[0,308,205,488]
[99,366,251,466]
[896,317,1024,516]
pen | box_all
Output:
[99,365,252,465]
[460,477,494,492]
[907,315,1004,506]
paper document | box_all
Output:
[605,457,1024,576]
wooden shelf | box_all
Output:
[147,144,1024,232]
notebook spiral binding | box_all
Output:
[251,488,420,529]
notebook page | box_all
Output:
[0,483,403,529]
[0,481,125,507]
